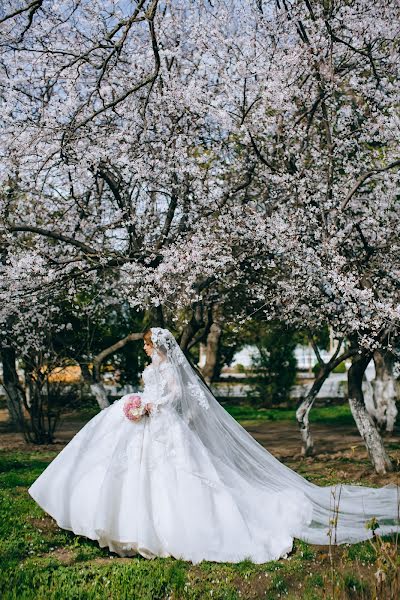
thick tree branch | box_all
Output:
[8,225,101,257]
[155,193,178,251]
[92,332,143,382]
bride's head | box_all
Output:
[143,329,167,363]
[143,329,154,357]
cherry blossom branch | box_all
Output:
[66,1,160,132]
[341,160,400,210]
[8,225,101,257]
[0,0,43,26]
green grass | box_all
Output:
[3,558,192,600]
[1,448,399,599]
[225,403,354,426]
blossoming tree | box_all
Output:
[1,0,399,472]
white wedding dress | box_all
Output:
[28,328,399,564]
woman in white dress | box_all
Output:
[28,327,399,564]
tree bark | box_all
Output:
[202,305,223,385]
[79,362,92,382]
[365,351,398,433]
[0,345,26,428]
[296,343,355,456]
[89,382,110,410]
[180,303,204,351]
[90,332,143,410]
[348,353,393,474]
[78,361,109,409]
[296,369,328,456]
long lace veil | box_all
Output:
[150,327,400,544]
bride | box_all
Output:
[28,327,399,564]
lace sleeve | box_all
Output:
[153,363,180,409]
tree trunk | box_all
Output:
[0,346,26,428]
[79,359,110,410]
[79,362,92,382]
[180,303,204,351]
[348,353,393,474]
[366,351,398,433]
[89,382,110,410]
[202,305,223,385]
[296,369,328,456]
[90,332,143,410]
[296,344,355,456]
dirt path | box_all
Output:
[247,420,400,486]
[246,420,364,458]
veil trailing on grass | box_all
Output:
[150,327,400,545]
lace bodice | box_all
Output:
[141,361,180,414]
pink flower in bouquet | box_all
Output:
[123,395,145,422]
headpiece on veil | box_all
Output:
[150,327,186,365]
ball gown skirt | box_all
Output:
[28,396,313,564]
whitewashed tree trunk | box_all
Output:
[79,361,110,410]
[296,374,327,456]
[348,354,393,474]
[82,332,143,410]
[296,342,355,456]
[362,375,375,420]
[89,382,110,410]
[369,351,398,433]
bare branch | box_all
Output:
[248,131,279,172]
[0,0,42,25]
[309,333,324,366]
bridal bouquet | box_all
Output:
[123,395,146,422]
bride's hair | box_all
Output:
[143,329,153,345]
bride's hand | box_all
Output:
[144,403,154,415]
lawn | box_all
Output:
[0,406,399,599]
[224,403,354,427]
